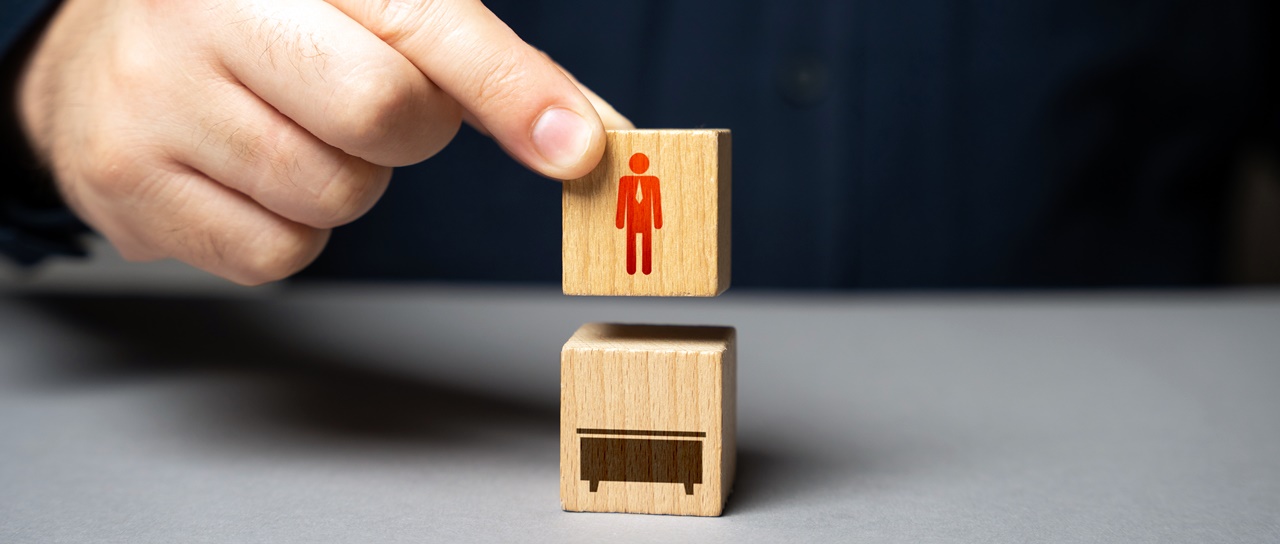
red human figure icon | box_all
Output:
[616,153,663,275]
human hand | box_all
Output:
[17,0,632,284]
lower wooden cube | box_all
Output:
[560,323,736,516]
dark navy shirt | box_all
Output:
[4,1,1278,288]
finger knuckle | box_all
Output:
[466,48,525,112]
[331,75,416,152]
[365,0,445,47]
[234,226,325,285]
[309,159,390,228]
[420,102,463,158]
[82,139,154,200]
[105,35,165,91]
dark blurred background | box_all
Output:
[297,1,1280,289]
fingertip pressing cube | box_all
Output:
[562,129,731,297]
[560,323,736,516]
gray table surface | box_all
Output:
[1,284,1278,543]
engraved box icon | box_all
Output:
[560,323,736,516]
[577,428,705,495]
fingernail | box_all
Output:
[532,107,593,171]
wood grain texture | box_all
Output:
[560,323,736,516]
[563,130,731,297]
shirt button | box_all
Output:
[776,55,830,107]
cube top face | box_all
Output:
[561,323,736,517]
[563,129,731,297]
[563,323,735,352]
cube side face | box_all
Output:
[562,130,730,297]
[721,331,737,502]
[560,324,735,516]
[715,132,732,296]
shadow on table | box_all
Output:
[725,447,854,516]
[9,293,557,449]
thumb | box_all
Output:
[327,0,610,179]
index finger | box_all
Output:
[325,0,606,179]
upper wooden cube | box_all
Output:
[562,129,731,296]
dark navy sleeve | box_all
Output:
[0,1,58,51]
[0,0,89,267]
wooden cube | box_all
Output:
[562,129,731,297]
[560,323,736,516]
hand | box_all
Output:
[17,0,632,284]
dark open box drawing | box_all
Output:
[577,428,705,495]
